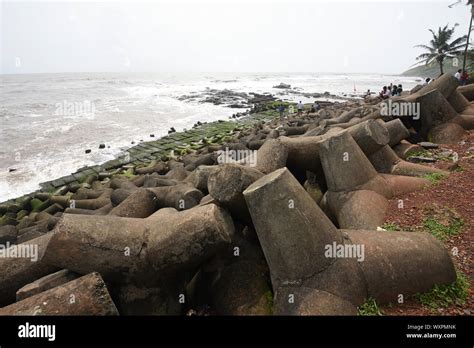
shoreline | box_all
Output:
[1,88,358,205]
[0,105,279,206]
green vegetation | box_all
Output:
[267,100,294,109]
[406,149,431,158]
[30,198,48,212]
[118,167,136,179]
[381,222,401,231]
[416,272,469,310]
[423,216,463,241]
[358,298,383,316]
[402,57,460,78]
[424,172,447,184]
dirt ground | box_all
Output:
[381,132,474,316]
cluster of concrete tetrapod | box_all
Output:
[0,74,472,315]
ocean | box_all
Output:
[0,72,422,201]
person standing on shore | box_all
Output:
[455,69,462,82]
[297,101,304,115]
[278,104,285,120]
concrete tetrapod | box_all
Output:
[146,184,204,211]
[369,145,448,177]
[184,165,218,192]
[447,89,471,113]
[0,233,59,306]
[16,269,80,301]
[254,138,288,174]
[381,118,410,147]
[279,119,390,173]
[72,188,113,210]
[415,73,459,98]
[319,131,429,229]
[0,272,119,315]
[243,168,456,315]
[398,81,474,141]
[42,204,234,283]
[457,83,474,101]
[108,188,157,218]
[208,164,264,224]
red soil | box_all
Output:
[381,133,474,316]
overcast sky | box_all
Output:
[0,0,471,74]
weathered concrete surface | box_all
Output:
[16,269,81,301]
[0,233,59,307]
[208,164,263,223]
[43,204,234,282]
[0,272,119,315]
[243,167,457,314]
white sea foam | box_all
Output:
[0,72,421,201]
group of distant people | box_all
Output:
[379,83,403,99]
[420,69,469,88]
[423,69,469,87]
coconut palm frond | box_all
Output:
[413,24,467,74]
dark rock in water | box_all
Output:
[228,104,247,109]
[408,156,437,163]
[182,89,250,107]
[273,83,291,89]
[418,141,439,149]
[99,144,105,149]
[150,134,155,138]
[248,93,276,104]
[8,168,17,173]
[131,141,135,144]
[85,149,91,154]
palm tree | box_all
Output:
[449,1,474,70]
[462,0,474,70]
[414,24,467,75]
